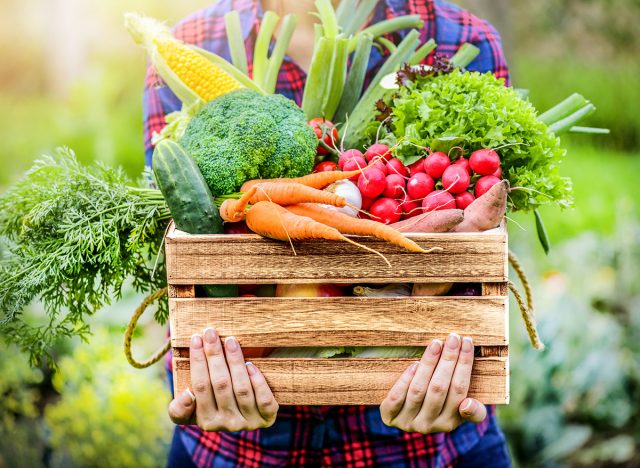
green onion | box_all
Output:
[335,0,357,31]
[450,43,480,68]
[263,14,299,94]
[376,36,397,54]
[537,93,587,125]
[334,32,373,124]
[323,36,350,120]
[315,0,339,38]
[343,0,378,36]
[569,126,610,134]
[253,11,280,87]
[350,15,423,51]
[224,11,248,75]
[408,38,436,65]
[548,103,596,135]
[343,29,420,148]
[302,37,336,119]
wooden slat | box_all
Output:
[169,296,508,348]
[173,357,509,405]
[165,227,507,284]
[168,284,195,298]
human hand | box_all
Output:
[380,334,487,433]
[168,328,279,431]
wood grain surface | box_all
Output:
[173,356,509,405]
[165,226,507,284]
[169,296,508,348]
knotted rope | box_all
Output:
[508,250,545,350]
[124,287,171,368]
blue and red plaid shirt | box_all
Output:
[144,1,510,466]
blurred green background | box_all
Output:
[0,0,638,466]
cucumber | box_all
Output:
[153,140,237,297]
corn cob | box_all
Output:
[125,13,243,103]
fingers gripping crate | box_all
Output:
[166,223,509,406]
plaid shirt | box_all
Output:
[146,1,510,466]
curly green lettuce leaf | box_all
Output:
[370,70,573,212]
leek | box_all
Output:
[253,11,280,87]
[263,14,299,94]
[322,36,350,120]
[334,33,373,124]
[224,11,248,75]
[408,39,436,65]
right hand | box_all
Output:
[168,328,279,431]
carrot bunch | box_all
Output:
[219,170,442,262]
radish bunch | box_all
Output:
[338,145,506,224]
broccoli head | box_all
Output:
[180,89,316,195]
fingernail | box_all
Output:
[191,334,203,349]
[461,398,476,415]
[446,333,460,350]
[225,336,239,352]
[429,339,443,354]
[246,362,256,376]
[462,336,474,353]
[409,361,419,374]
[204,327,217,344]
[181,389,195,406]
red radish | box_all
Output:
[442,165,470,194]
[313,161,337,173]
[367,160,388,176]
[408,158,426,176]
[422,190,456,212]
[424,152,450,178]
[369,197,402,224]
[455,191,475,209]
[361,196,376,211]
[474,175,501,197]
[469,149,501,175]
[365,143,392,162]
[407,173,435,200]
[343,157,367,181]
[339,149,364,170]
[357,168,386,198]
[223,221,252,234]
[453,157,472,175]
[386,158,410,178]
[492,167,502,178]
[398,194,421,219]
[383,174,406,198]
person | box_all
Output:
[144,1,511,466]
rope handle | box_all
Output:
[124,287,171,368]
[508,250,545,350]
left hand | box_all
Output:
[380,333,487,433]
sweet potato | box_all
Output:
[390,209,464,233]
[453,179,509,232]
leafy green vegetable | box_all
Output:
[372,70,573,211]
[0,148,170,365]
[180,89,316,195]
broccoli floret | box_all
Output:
[180,89,316,195]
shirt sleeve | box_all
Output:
[433,2,510,85]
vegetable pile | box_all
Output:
[0,1,605,363]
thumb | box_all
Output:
[168,389,196,424]
[458,398,487,423]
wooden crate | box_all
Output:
[166,223,509,405]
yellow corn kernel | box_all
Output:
[154,38,242,101]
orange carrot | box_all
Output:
[248,182,347,207]
[453,180,509,232]
[246,201,391,266]
[286,204,441,253]
[240,163,375,192]
[220,186,257,222]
